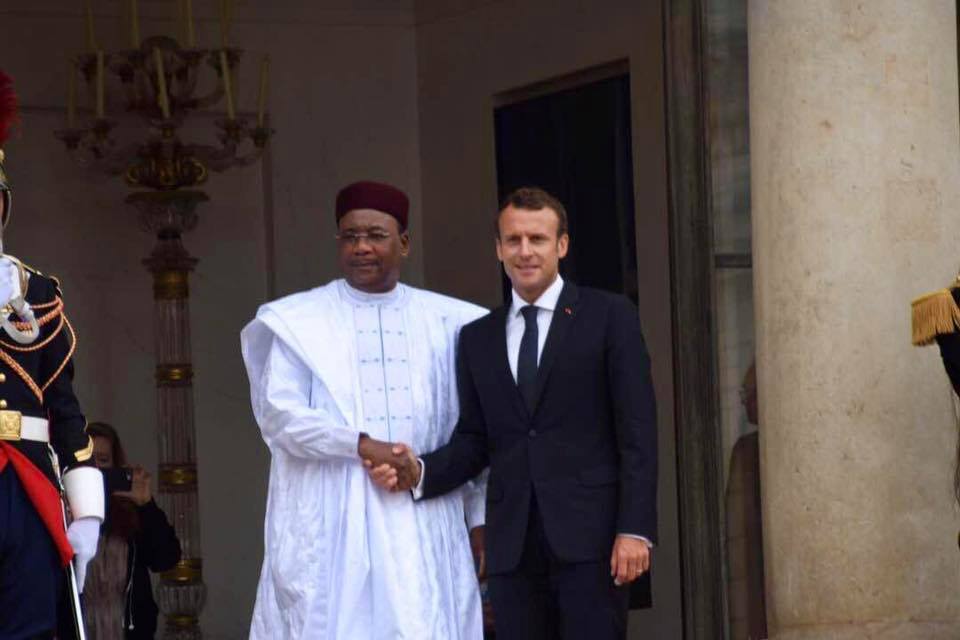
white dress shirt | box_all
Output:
[506,274,565,380]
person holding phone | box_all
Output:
[86,422,181,639]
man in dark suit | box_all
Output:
[367,186,658,639]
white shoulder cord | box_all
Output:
[0,255,39,345]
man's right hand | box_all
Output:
[358,436,421,491]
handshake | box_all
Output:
[358,435,422,492]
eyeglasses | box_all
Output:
[335,230,393,246]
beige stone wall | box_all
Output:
[750,0,960,637]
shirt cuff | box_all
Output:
[619,533,654,548]
[465,501,485,529]
[410,458,426,500]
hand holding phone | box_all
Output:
[102,466,133,493]
[107,465,153,506]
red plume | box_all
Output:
[0,71,18,148]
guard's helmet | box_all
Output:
[0,71,17,229]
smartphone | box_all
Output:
[101,467,133,493]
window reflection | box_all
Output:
[705,0,766,636]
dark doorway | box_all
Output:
[493,68,639,306]
[492,66,650,610]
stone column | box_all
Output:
[750,2,960,638]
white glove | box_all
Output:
[0,257,20,307]
[66,516,101,592]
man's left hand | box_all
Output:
[66,516,101,592]
[610,535,650,586]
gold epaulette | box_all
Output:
[911,286,960,346]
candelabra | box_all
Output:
[54,10,273,638]
[55,37,270,182]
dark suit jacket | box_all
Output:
[421,282,658,575]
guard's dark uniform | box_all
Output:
[0,269,93,639]
[933,288,960,393]
[912,278,960,556]
[0,272,89,479]
[0,69,100,639]
[912,281,960,390]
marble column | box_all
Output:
[750,1,960,638]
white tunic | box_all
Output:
[241,279,487,640]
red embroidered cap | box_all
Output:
[335,180,409,231]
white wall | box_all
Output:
[0,1,422,637]
[414,0,682,637]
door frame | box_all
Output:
[664,0,728,637]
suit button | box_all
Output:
[0,400,8,409]
[528,429,537,438]
[0,373,6,383]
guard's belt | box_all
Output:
[0,412,48,442]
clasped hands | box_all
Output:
[358,435,421,491]
[358,437,648,587]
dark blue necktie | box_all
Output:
[517,305,539,414]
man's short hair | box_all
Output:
[497,186,569,238]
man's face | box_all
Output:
[337,208,409,293]
[496,205,569,303]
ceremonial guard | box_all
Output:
[912,275,960,396]
[912,272,960,540]
[0,71,104,638]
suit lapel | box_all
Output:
[531,282,580,414]
[489,304,529,419]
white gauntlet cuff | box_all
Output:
[63,466,105,521]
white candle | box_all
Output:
[185,0,196,47]
[256,56,270,127]
[67,64,77,127]
[219,50,235,120]
[95,50,104,119]
[84,0,97,51]
[130,0,140,48]
[154,48,171,119]
[218,0,229,47]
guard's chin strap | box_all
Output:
[0,254,39,345]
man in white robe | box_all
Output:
[240,181,487,639]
